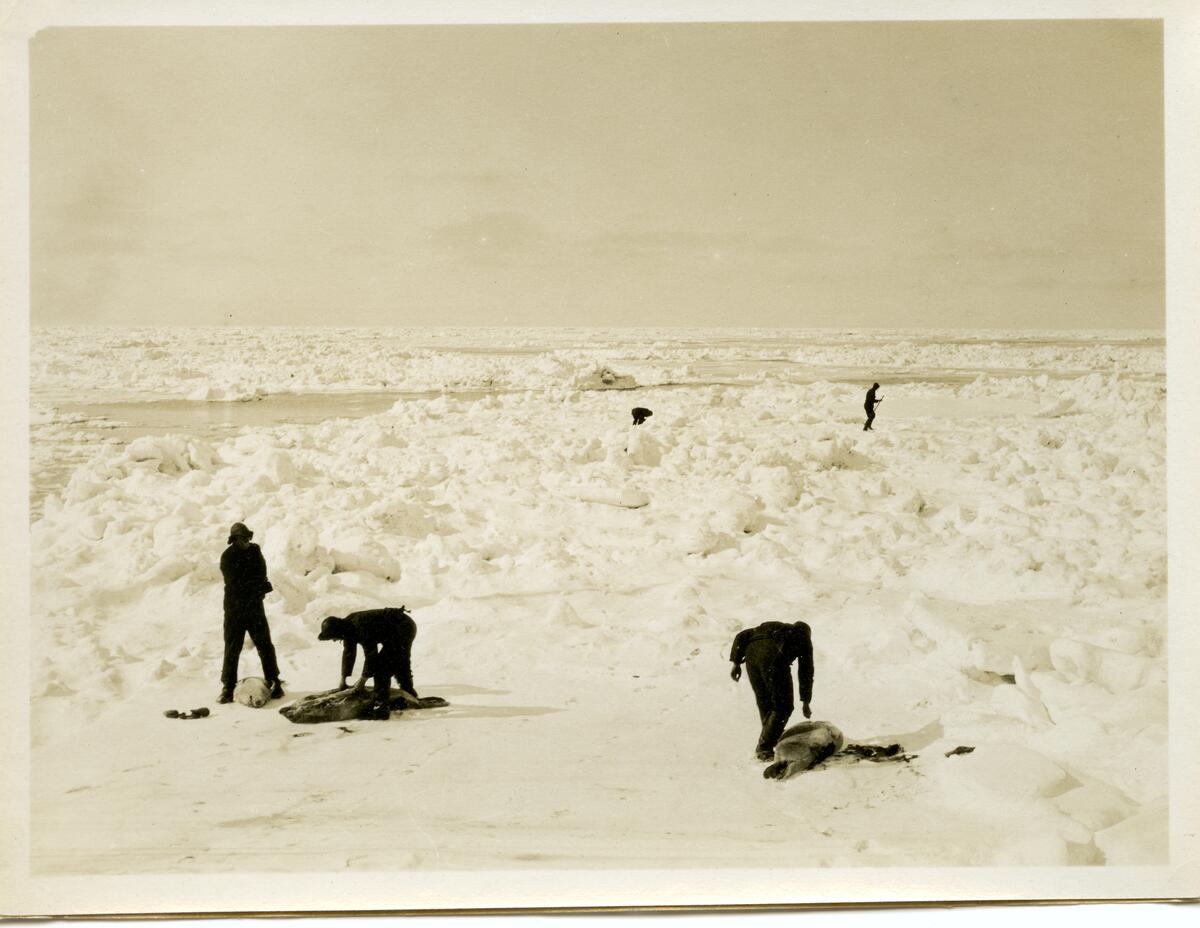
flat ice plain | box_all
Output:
[28,326,1166,871]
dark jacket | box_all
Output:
[338,608,417,681]
[865,385,881,411]
[220,543,273,606]
[729,621,814,704]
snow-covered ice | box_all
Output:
[27,326,1166,871]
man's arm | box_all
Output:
[253,547,273,595]
[358,641,379,687]
[794,624,814,715]
[729,629,753,665]
[729,629,752,681]
[340,641,357,687]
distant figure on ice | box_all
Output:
[318,606,419,720]
[729,620,815,761]
[218,522,283,704]
[631,407,653,426]
[863,383,883,431]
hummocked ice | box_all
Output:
[28,326,1166,871]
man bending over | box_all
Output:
[318,607,418,719]
[730,620,815,761]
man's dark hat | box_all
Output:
[318,616,342,640]
[227,522,253,543]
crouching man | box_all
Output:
[318,607,418,719]
[729,620,814,761]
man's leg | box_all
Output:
[371,647,391,707]
[395,638,416,697]
[356,672,389,719]
[760,675,795,757]
[746,659,775,758]
[245,610,281,684]
[221,612,246,689]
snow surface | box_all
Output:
[28,327,1165,871]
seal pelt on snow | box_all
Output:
[762,721,844,780]
[841,742,904,761]
[279,687,449,724]
[233,677,273,708]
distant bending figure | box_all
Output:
[318,607,418,719]
[730,621,815,761]
[631,407,653,426]
[219,522,283,704]
[863,382,883,431]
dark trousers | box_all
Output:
[369,639,416,704]
[864,405,876,430]
[221,601,280,687]
[747,658,794,755]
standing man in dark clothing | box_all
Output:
[864,382,883,431]
[318,607,418,719]
[218,522,283,704]
[729,620,815,761]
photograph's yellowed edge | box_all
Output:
[0,0,1196,916]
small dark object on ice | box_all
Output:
[631,407,653,426]
[945,745,976,757]
[337,726,355,733]
[163,707,210,720]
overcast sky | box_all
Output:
[31,21,1163,329]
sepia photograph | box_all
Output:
[2,0,1197,916]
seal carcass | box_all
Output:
[280,687,448,724]
[762,721,845,780]
[233,677,273,708]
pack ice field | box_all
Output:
[28,326,1165,871]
